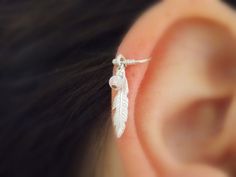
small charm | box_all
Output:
[109,54,150,138]
[109,75,123,90]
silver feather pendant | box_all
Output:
[112,65,129,138]
[109,54,150,138]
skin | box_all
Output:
[108,0,236,177]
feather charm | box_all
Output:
[112,65,129,138]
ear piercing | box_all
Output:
[109,54,150,138]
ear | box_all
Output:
[114,1,236,177]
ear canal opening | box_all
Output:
[162,97,231,163]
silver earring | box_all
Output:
[109,54,150,138]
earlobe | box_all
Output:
[115,1,236,177]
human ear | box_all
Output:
[115,1,236,177]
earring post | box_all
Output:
[112,55,150,66]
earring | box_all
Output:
[109,54,150,138]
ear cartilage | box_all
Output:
[109,54,150,138]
